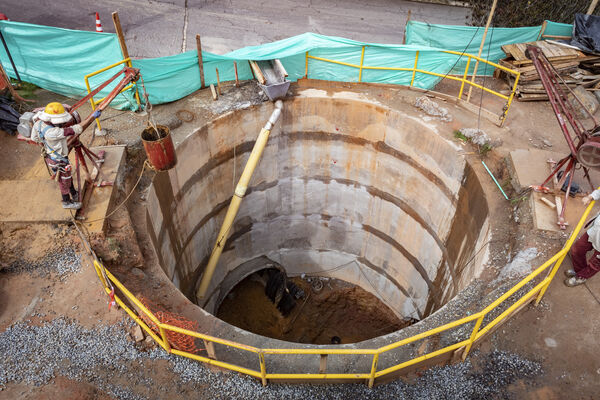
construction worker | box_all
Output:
[30,102,98,209]
[566,189,600,286]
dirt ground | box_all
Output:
[1,77,599,399]
[217,275,407,344]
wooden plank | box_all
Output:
[79,145,127,233]
[319,355,328,374]
[209,84,218,100]
[517,93,549,101]
[503,40,582,66]
[249,60,266,84]
[0,180,72,223]
[203,340,217,359]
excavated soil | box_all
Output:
[217,275,409,344]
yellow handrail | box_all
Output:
[88,186,595,387]
[83,57,141,131]
[305,46,520,126]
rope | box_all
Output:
[70,215,114,292]
[78,159,152,224]
[430,25,481,87]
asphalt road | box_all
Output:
[2,0,470,58]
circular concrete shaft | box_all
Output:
[145,91,490,345]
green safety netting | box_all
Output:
[0,19,575,110]
[0,20,137,109]
[405,20,574,75]
[132,34,464,106]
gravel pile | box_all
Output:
[3,247,81,276]
[0,317,542,400]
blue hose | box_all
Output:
[482,160,509,200]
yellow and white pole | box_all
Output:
[196,100,284,303]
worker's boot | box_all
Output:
[564,276,586,287]
[61,194,82,210]
[564,268,577,277]
[70,185,79,202]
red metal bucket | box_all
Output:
[141,125,177,171]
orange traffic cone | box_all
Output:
[95,12,103,32]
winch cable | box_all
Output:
[74,159,152,225]
[70,214,114,294]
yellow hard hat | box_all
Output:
[39,102,72,124]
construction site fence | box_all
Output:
[88,196,595,387]
[0,19,568,117]
[405,20,573,75]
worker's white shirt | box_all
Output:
[31,117,69,158]
[587,189,600,251]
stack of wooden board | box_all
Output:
[495,40,600,101]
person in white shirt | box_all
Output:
[566,189,600,286]
[31,102,88,209]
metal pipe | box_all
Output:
[196,100,284,302]
[0,28,21,82]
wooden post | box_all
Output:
[112,12,130,59]
[196,34,205,88]
[588,0,599,14]
[234,61,239,87]
[112,11,141,110]
[537,20,548,41]
[402,10,411,45]
[466,0,498,103]
[215,68,221,95]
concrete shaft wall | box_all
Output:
[146,92,489,322]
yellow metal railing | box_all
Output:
[88,198,595,387]
[303,47,520,126]
[84,57,141,132]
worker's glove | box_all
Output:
[72,124,83,135]
[91,109,102,119]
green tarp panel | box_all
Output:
[132,33,461,106]
[544,20,573,37]
[0,20,137,109]
[405,20,545,75]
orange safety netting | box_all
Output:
[138,296,202,354]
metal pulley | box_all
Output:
[577,137,600,169]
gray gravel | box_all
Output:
[0,317,542,400]
[3,247,81,276]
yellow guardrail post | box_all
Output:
[84,57,142,132]
[458,56,472,99]
[500,71,520,126]
[368,353,379,388]
[305,51,309,78]
[358,46,366,82]
[410,51,419,86]
[461,313,484,360]
[84,77,102,132]
[158,324,172,353]
[259,352,268,386]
